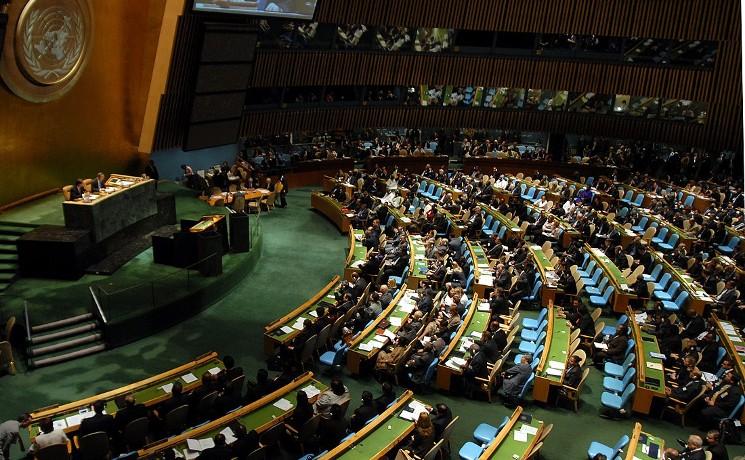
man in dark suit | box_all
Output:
[430,404,452,439]
[700,372,743,429]
[78,401,114,437]
[220,355,244,385]
[156,381,189,420]
[666,369,703,403]
[91,173,107,192]
[463,344,489,397]
[593,324,629,366]
[374,383,396,414]
[69,179,85,201]
[716,281,739,315]
[318,405,349,451]
[563,355,582,389]
[114,395,147,435]
[350,391,377,431]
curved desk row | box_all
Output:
[28,353,223,439]
[627,308,666,415]
[344,229,369,281]
[648,250,713,315]
[310,192,352,234]
[263,276,341,355]
[527,244,559,306]
[478,406,544,460]
[712,315,745,423]
[533,302,571,403]
[585,245,637,313]
[137,372,326,458]
[436,294,485,391]
[624,422,666,460]
[319,390,420,459]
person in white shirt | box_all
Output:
[536,196,551,211]
[0,415,31,460]
[562,199,575,215]
[314,377,351,418]
[29,418,68,453]
[495,176,509,190]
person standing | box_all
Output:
[0,415,31,460]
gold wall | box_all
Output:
[0,0,167,206]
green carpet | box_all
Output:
[0,187,743,459]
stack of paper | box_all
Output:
[220,427,237,444]
[181,373,198,384]
[351,260,365,268]
[369,340,385,349]
[389,317,403,327]
[358,343,374,352]
[546,368,563,377]
[448,357,467,368]
[400,303,415,313]
[300,384,321,399]
[471,331,483,338]
[646,362,663,371]
[280,326,294,334]
[208,367,222,375]
[272,398,294,411]
[383,329,396,340]
[187,438,215,452]
[477,303,490,312]
[292,319,306,331]
[161,383,175,393]
[548,360,564,369]
[479,275,494,285]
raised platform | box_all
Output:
[0,182,263,353]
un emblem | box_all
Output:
[1,0,92,102]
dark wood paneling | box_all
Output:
[462,158,612,179]
[314,0,739,41]
[366,156,450,174]
[252,50,713,100]
[241,106,736,150]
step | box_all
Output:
[31,313,95,333]
[29,343,106,368]
[0,262,17,273]
[0,282,9,292]
[30,322,98,345]
[0,253,17,262]
[29,333,103,357]
[0,235,20,244]
[0,273,14,282]
[0,243,16,254]
[0,221,38,229]
[0,224,33,235]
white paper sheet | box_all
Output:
[514,431,528,442]
[220,427,237,445]
[358,343,374,351]
[208,367,221,375]
[520,425,538,435]
[280,326,294,334]
[181,373,198,384]
[301,384,321,399]
[272,398,293,411]
[161,383,174,393]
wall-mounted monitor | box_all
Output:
[193,0,317,19]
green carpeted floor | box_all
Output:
[1,187,743,459]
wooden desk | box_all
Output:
[649,250,713,315]
[467,240,492,298]
[28,353,223,438]
[407,234,429,289]
[533,303,570,403]
[587,246,637,313]
[138,373,326,458]
[347,289,410,375]
[680,188,714,212]
[479,406,544,460]
[344,229,368,281]
[618,184,661,209]
[623,422,666,460]
[479,203,524,239]
[320,391,419,459]
[628,308,666,415]
[263,277,340,355]
[527,244,558,305]
[437,206,465,237]
[417,176,463,200]
[712,315,745,423]
[436,294,485,391]
[63,175,157,242]
[310,192,351,233]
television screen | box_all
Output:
[193,0,317,19]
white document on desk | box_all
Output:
[280,326,294,334]
[301,385,321,399]
[220,427,237,445]
[521,425,539,435]
[514,430,529,442]
[272,398,293,411]
[161,383,174,393]
[181,373,198,384]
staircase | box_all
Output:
[0,222,37,292]
[26,312,106,369]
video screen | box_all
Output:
[193,0,318,19]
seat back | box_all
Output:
[623,353,636,370]
[518,374,536,399]
[622,367,637,388]
[316,324,332,351]
[683,195,695,208]
[441,415,459,442]
[727,395,745,419]
[624,339,635,357]
[642,226,657,242]
[596,277,610,293]
[422,439,445,460]
[529,281,542,300]
[535,308,549,324]
[655,227,669,241]
[259,423,284,448]
[632,194,644,206]
[623,190,633,201]
[423,358,439,385]
[648,264,662,281]
[164,405,188,435]
[198,391,218,417]
[717,346,727,366]
[657,273,672,290]
[483,214,493,228]
[666,281,682,298]
[78,432,109,460]
[35,443,69,460]
[620,383,636,405]
[635,216,649,230]
[602,285,615,302]
[612,435,631,455]
[665,233,680,248]
[727,236,741,249]
[674,291,689,309]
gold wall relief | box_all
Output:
[1,0,93,102]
